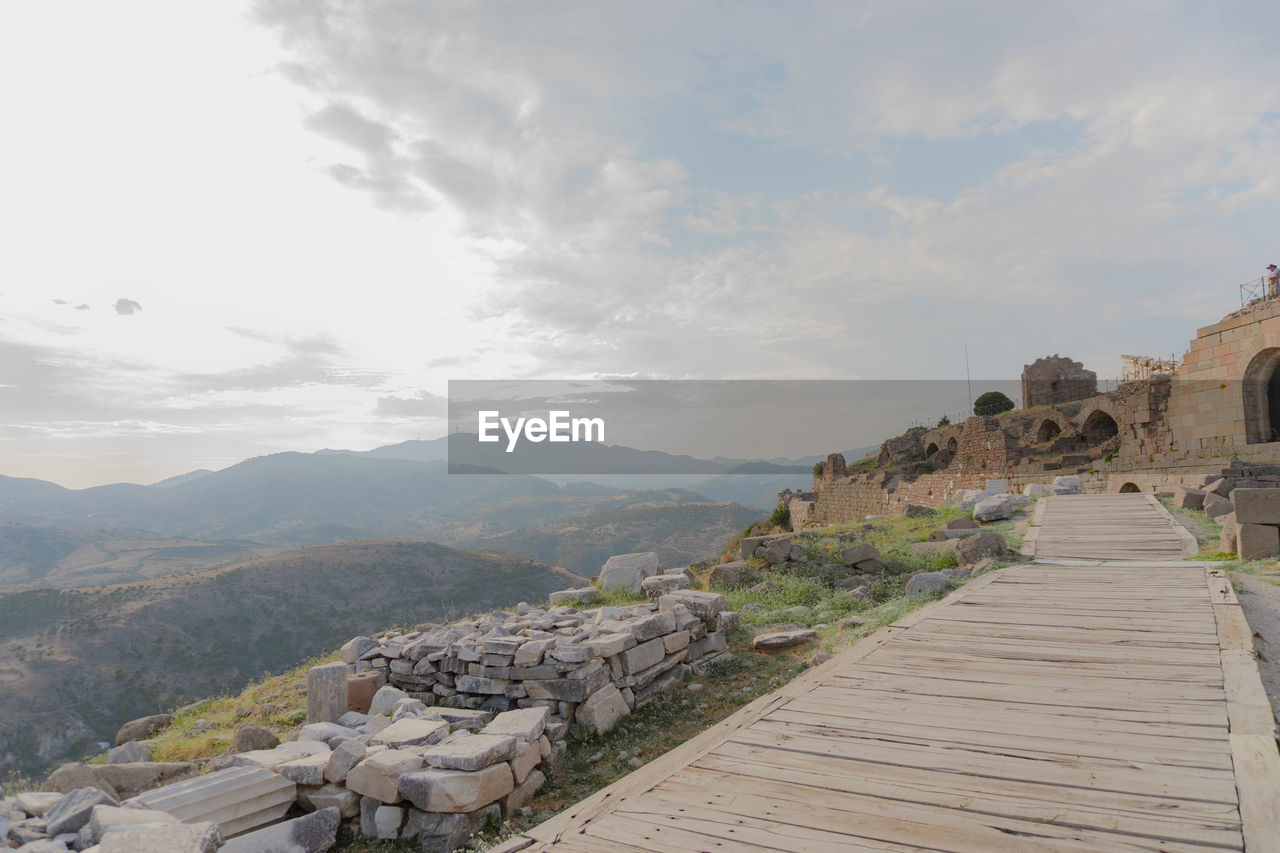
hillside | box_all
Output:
[463,498,760,575]
[0,523,285,591]
[0,539,586,777]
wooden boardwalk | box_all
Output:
[505,497,1280,853]
[1022,493,1198,561]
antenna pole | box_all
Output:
[965,344,973,416]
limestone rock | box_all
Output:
[233,724,279,753]
[1205,477,1233,497]
[368,685,410,717]
[707,561,748,587]
[480,707,549,743]
[751,630,817,651]
[14,792,63,817]
[399,762,514,814]
[87,805,177,844]
[341,636,378,664]
[576,684,630,735]
[1204,492,1235,519]
[369,718,448,749]
[346,749,424,804]
[757,538,788,566]
[946,517,979,530]
[657,590,725,621]
[1022,483,1053,497]
[904,572,954,597]
[598,552,662,594]
[115,715,172,746]
[1172,486,1206,510]
[106,741,153,765]
[548,587,601,605]
[127,765,295,838]
[1052,475,1084,494]
[839,544,879,566]
[300,783,359,818]
[1238,523,1280,560]
[973,493,1016,522]
[954,531,1007,565]
[44,787,117,837]
[98,820,222,853]
[421,735,518,772]
[275,751,330,786]
[904,504,933,518]
[641,572,690,601]
[324,738,367,784]
[307,661,350,724]
[1232,488,1280,524]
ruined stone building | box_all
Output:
[1021,355,1097,408]
[786,296,1280,525]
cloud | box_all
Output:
[114,299,143,316]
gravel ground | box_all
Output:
[1233,571,1280,724]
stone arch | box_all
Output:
[1243,347,1280,444]
[946,436,958,453]
[1036,419,1062,443]
[925,442,940,457]
[1080,409,1119,444]
[1118,481,1141,493]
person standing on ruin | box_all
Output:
[1268,264,1280,298]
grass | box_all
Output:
[1159,497,1224,557]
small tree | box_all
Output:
[974,391,1015,416]
[936,415,951,427]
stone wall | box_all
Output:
[1021,355,1097,408]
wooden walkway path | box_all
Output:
[1022,492,1198,561]
[504,497,1280,853]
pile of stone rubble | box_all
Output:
[3,569,736,853]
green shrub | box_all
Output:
[812,462,824,477]
[973,391,1015,416]
[769,506,791,529]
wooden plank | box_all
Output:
[1230,733,1280,852]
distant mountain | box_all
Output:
[0,540,587,776]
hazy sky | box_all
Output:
[2,1,1278,488]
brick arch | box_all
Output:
[920,424,963,458]
[1072,399,1122,433]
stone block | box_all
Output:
[598,552,662,594]
[231,742,328,772]
[480,707,548,743]
[398,763,515,814]
[509,738,541,785]
[954,531,1007,565]
[1172,486,1206,510]
[455,675,512,695]
[44,788,116,836]
[345,750,424,804]
[688,630,727,659]
[657,590,725,621]
[751,630,818,651]
[99,821,222,853]
[576,684,629,735]
[763,538,791,565]
[1205,491,1235,519]
[503,768,545,814]
[630,611,676,642]
[591,632,636,657]
[708,561,748,587]
[663,630,691,654]
[1221,515,1239,555]
[839,544,879,566]
[1232,488,1280,524]
[297,721,359,746]
[374,804,404,840]
[642,572,691,601]
[620,638,666,674]
[1205,477,1233,497]
[1238,523,1280,560]
[370,717,448,750]
[341,636,378,664]
[301,782,360,818]
[275,751,329,786]
[128,765,295,838]
[347,672,383,713]
[87,804,177,843]
[369,685,409,716]
[421,735,518,771]
[973,494,1016,522]
[324,738,367,784]
[15,792,63,816]
[548,587,602,605]
[522,665,608,702]
[307,661,349,724]
[220,806,340,853]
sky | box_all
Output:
[2,1,1278,488]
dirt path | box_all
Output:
[1234,571,1280,725]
